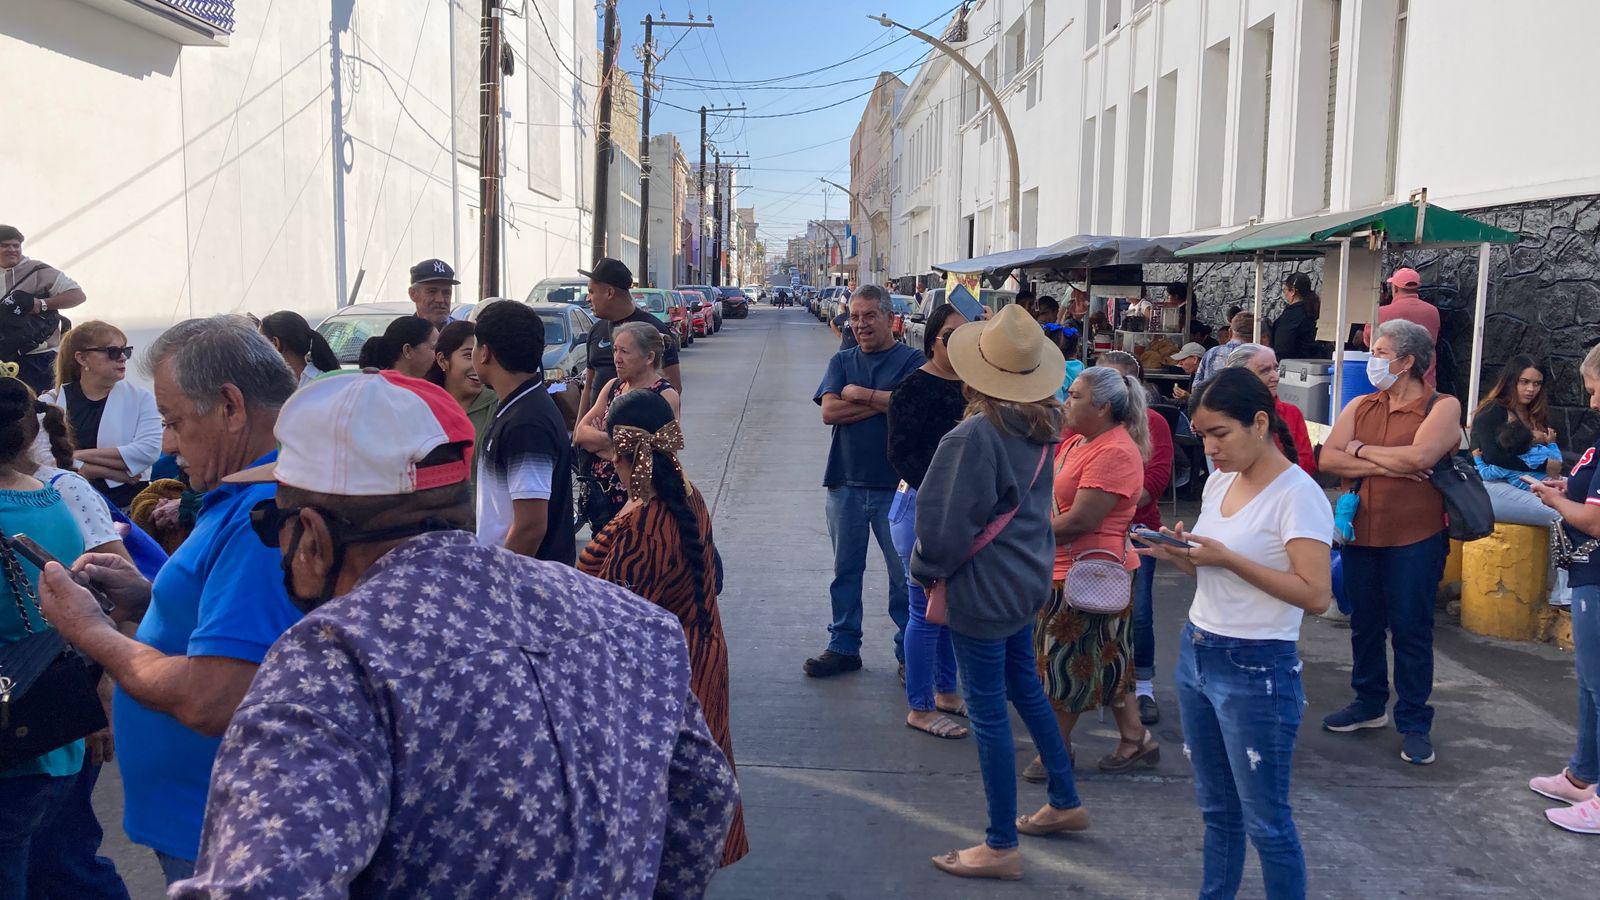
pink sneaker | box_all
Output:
[1546,798,1600,835]
[1529,769,1598,805]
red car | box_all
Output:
[681,289,715,337]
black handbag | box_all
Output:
[1422,395,1493,542]
[0,537,106,771]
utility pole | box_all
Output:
[637,15,713,287]
[591,0,619,264]
[696,105,743,281]
[478,0,503,299]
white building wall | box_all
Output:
[0,0,593,347]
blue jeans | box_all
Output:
[889,486,958,710]
[27,763,129,899]
[1176,623,1307,900]
[949,624,1080,850]
[0,773,75,900]
[1341,532,1448,734]
[1570,584,1600,784]
[1133,554,1159,681]
[825,486,908,660]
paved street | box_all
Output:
[95,305,1586,898]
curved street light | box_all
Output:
[870,12,1021,250]
[820,177,889,285]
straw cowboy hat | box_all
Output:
[946,303,1066,403]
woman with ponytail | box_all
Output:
[356,315,437,379]
[576,388,748,867]
[260,311,341,387]
[1028,365,1158,783]
[1271,272,1321,361]
[1133,367,1333,898]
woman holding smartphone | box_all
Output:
[1134,367,1334,899]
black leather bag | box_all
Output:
[0,538,106,771]
[0,263,64,362]
[1425,396,1493,543]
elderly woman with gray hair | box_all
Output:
[1225,343,1316,476]
[1318,318,1461,767]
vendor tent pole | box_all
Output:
[1086,268,1094,361]
[1330,237,1352,425]
[1466,241,1492,428]
[1252,252,1264,341]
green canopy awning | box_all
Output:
[1175,202,1521,258]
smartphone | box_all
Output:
[7,534,115,615]
[947,284,986,322]
[1130,526,1196,549]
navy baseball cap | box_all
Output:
[410,258,460,286]
[579,257,632,292]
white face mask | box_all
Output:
[1367,355,1400,391]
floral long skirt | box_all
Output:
[1034,580,1134,713]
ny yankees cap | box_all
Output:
[410,258,460,286]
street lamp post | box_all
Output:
[820,177,888,287]
[871,13,1021,250]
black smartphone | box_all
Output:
[7,534,115,615]
[948,284,986,322]
[1130,526,1195,550]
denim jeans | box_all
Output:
[949,623,1080,850]
[1570,584,1600,784]
[825,485,908,660]
[0,772,75,900]
[1176,623,1307,900]
[1341,532,1448,734]
[889,486,958,710]
[155,852,195,887]
[1133,554,1159,681]
[27,763,130,899]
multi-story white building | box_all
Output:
[1,0,595,341]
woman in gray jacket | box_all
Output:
[912,304,1087,882]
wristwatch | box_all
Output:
[37,298,48,314]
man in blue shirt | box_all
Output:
[808,285,925,677]
[39,316,302,886]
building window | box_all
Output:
[1085,0,1101,50]
[1080,115,1097,232]
[1195,39,1230,229]
[1098,105,1118,234]
[1028,2,1046,60]
[1384,0,1409,199]
[1324,0,1342,210]
[1149,70,1178,235]
[1005,15,1027,85]
[1126,88,1148,236]
[1105,0,1121,34]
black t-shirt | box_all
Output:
[65,382,106,453]
[586,308,681,389]
[886,369,966,489]
[1564,435,1600,587]
[477,378,576,565]
[1270,302,1319,361]
[1469,403,1539,473]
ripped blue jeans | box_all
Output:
[1175,622,1306,900]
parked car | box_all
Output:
[890,293,915,342]
[667,290,694,347]
[686,294,714,337]
[717,286,749,319]
[677,284,723,331]
[631,288,690,349]
[467,299,594,382]
[527,277,590,309]
[316,301,471,366]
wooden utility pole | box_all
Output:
[591,0,619,264]
[478,0,503,299]
[637,15,712,286]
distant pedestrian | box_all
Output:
[471,300,576,564]
[1032,295,1060,325]
[1319,319,1460,766]
[1366,268,1440,387]
[38,316,303,886]
[1193,312,1254,391]
[1158,341,1206,401]
[573,322,680,531]
[43,321,163,509]
[1226,343,1317,477]
[259,311,341,387]
[76,371,737,896]
[579,258,681,421]
[886,303,969,740]
[407,257,459,328]
[0,224,88,393]
[912,304,1084,881]
[1271,273,1321,361]
[806,285,924,678]
[1134,367,1334,899]
[578,388,748,866]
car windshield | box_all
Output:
[891,296,914,314]
[631,291,669,313]
[537,312,568,345]
[531,282,588,304]
[718,287,742,299]
[317,314,398,363]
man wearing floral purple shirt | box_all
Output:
[39,371,738,897]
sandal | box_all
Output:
[1016,805,1089,836]
[930,849,1022,881]
[906,715,969,740]
[1097,731,1160,773]
[935,700,968,717]
[1021,749,1075,783]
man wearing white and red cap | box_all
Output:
[43,371,739,896]
[1368,267,1439,387]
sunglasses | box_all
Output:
[938,332,956,344]
[81,346,134,361]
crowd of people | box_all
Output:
[0,227,747,897]
[811,277,1600,893]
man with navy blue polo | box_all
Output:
[40,316,303,886]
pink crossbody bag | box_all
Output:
[926,444,1051,626]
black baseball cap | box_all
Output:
[579,257,632,292]
[410,258,460,285]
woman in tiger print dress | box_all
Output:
[576,388,748,867]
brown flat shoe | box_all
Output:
[931,849,1023,881]
[1016,805,1089,836]
[1022,748,1075,783]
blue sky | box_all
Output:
[615,0,958,256]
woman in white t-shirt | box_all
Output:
[1134,367,1334,899]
